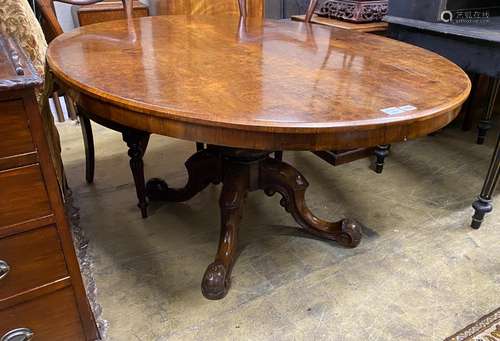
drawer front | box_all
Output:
[0,164,51,230]
[0,99,35,159]
[0,226,68,300]
[0,287,85,341]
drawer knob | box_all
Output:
[0,260,9,280]
[1,328,34,341]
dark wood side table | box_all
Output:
[76,0,149,27]
[47,15,470,300]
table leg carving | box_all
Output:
[202,165,248,300]
[147,149,221,203]
[259,158,362,248]
[147,148,364,299]
[122,130,150,218]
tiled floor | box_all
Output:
[59,119,499,340]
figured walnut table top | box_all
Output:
[47,15,471,150]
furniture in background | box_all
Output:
[384,0,500,227]
[148,0,263,16]
[0,35,98,341]
[291,13,388,32]
[472,134,500,228]
[47,14,470,299]
[288,0,389,173]
[36,0,155,218]
[316,0,388,23]
[385,0,500,144]
[75,0,149,26]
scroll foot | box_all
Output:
[260,158,363,248]
[202,261,230,300]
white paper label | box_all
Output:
[381,105,417,115]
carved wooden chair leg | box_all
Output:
[52,91,65,122]
[147,148,221,202]
[64,94,78,120]
[274,151,283,161]
[122,130,150,218]
[477,77,499,145]
[79,115,95,184]
[259,158,362,247]
[373,144,390,174]
[472,134,499,229]
[305,0,318,23]
[202,164,248,300]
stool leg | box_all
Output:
[477,78,499,145]
[274,151,283,161]
[472,134,500,229]
[196,142,205,151]
[373,144,390,174]
[79,115,95,184]
[52,91,65,122]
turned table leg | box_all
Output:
[122,130,150,218]
[472,134,500,229]
[374,144,390,174]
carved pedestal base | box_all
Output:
[318,0,388,23]
[147,146,363,300]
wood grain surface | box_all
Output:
[47,16,471,150]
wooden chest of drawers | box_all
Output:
[0,36,98,340]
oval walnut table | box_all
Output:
[47,15,471,300]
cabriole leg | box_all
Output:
[202,163,249,300]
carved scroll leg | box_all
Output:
[122,130,150,218]
[202,165,248,300]
[260,158,362,248]
[79,115,95,184]
[147,149,221,203]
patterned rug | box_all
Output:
[446,308,500,341]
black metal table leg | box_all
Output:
[472,134,500,229]
[477,78,499,145]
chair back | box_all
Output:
[35,0,133,43]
